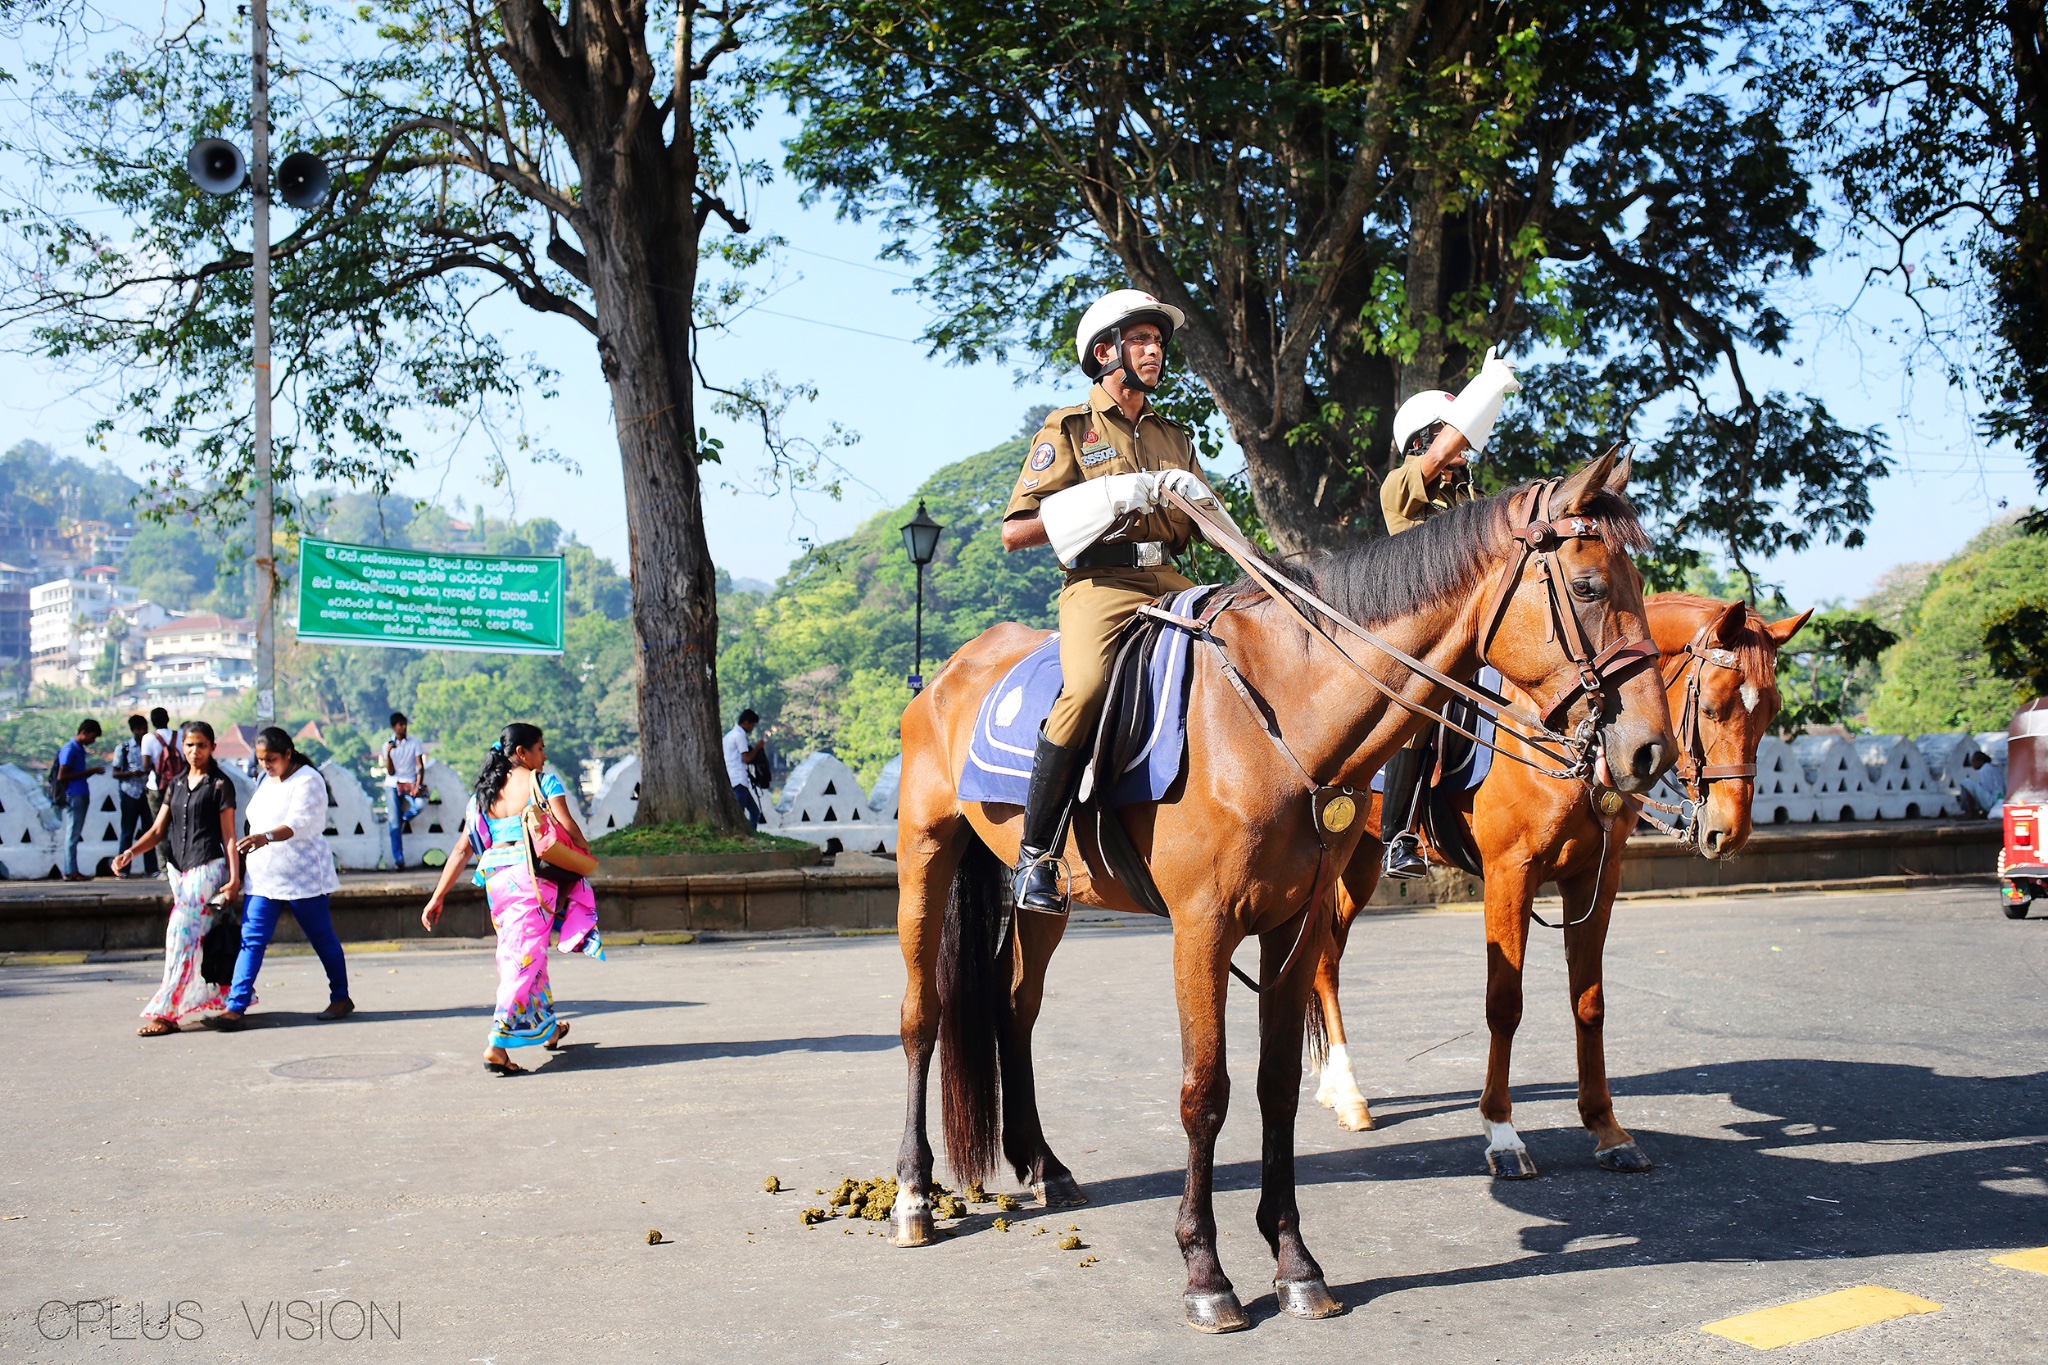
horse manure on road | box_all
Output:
[799,1208,828,1227]
[963,1181,988,1203]
[991,1218,1010,1232]
[646,1229,664,1244]
[933,1194,966,1220]
[1057,1234,1082,1251]
[993,1193,1019,1212]
[762,1175,782,1194]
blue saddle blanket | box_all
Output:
[958,586,1211,808]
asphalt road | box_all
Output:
[2,885,2044,1363]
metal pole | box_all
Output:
[250,0,275,725]
[911,561,924,694]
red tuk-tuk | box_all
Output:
[2000,697,2048,919]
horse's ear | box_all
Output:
[1764,608,1814,647]
[1712,599,1747,646]
[1556,450,1617,514]
[1603,450,1632,495]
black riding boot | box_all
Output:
[1014,732,1086,914]
[1380,738,1429,881]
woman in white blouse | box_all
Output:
[204,727,351,1031]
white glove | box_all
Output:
[1444,346,1521,454]
[1038,472,1160,565]
[1155,468,1243,542]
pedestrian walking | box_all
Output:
[381,711,426,869]
[112,714,156,878]
[724,709,766,829]
[50,718,104,881]
[421,722,601,1075]
[205,727,351,1031]
[116,722,241,1035]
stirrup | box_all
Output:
[1382,832,1428,881]
[1013,848,1071,916]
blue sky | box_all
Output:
[0,37,2035,608]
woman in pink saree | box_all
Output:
[421,723,602,1074]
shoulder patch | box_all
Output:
[1028,441,1057,471]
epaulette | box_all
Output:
[1034,402,1089,436]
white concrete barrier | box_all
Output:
[1856,734,1952,819]
[1750,736,1818,825]
[1793,735,1876,821]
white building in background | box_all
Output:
[142,612,257,706]
[29,567,139,689]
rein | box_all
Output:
[1159,481,1657,783]
[1132,477,1656,988]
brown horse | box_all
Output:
[1308,593,1810,1175]
[887,455,1676,1331]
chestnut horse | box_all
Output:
[1308,593,1810,1175]
[887,455,1675,1331]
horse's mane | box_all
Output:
[1241,478,1651,631]
[1653,592,1784,679]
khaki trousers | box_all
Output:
[1044,566,1193,749]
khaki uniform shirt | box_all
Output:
[1380,457,1474,535]
[1006,385,1203,576]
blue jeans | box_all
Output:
[61,790,89,876]
[733,784,764,829]
[387,787,425,866]
[227,893,349,1013]
[119,792,156,876]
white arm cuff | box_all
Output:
[1038,473,1159,565]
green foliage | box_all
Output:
[1867,531,2048,731]
[775,0,1882,566]
[718,434,1067,774]
[587,822,811,857]
[0,440,140,527]
[1984,599,2048,696]
[0,709,100,776]
[1773,611,1895,736]
[1776,0,2048,502]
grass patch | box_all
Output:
[588,822,812,857]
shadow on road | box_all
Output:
[541,1032,902,1070]
[1064,1059,2048,1300]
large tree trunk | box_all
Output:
[580,198,746,828]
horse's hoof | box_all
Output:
[1034,1172,1089,1209]
[1274,1277,1343,1319]
[1184,1290,1251,1333]
[890,1209,934,1247]
[1486,1147,1538,1179]
[1595,1140,1652,1173]
[1335,1100,1377,1132]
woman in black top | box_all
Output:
[116,722,242,1035]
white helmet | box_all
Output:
[1075,289,1187,380]
[1391,389,1456,461]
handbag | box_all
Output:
[523,779,598,884]
[199,898,240,986]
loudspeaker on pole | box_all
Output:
[185,138,247,195]
[276,151,331,209]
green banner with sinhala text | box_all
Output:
[295,538,566,655]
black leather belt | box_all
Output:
[1071,541,1167,570]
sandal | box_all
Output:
[545,1022,570,1050]
[137,1018,178,1036]
[484,1057,524,1076]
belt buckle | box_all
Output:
[1136,542,1164,568]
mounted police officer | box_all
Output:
[1376,348,1521,877]
[1000,288,1236,914]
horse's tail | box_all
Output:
[1304,993,1330,1074]
[938,833,1009,1186]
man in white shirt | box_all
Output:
[382,711,427,868]
[723,709,764,828]
[139,706,179,821]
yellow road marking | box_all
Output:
[1991,1246,2048,1275]
[0,952,88,967]
[1702,1286,1941,1349]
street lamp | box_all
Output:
[900,500,944,693]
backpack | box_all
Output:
[45,752,65,804]
[152,729,188,788]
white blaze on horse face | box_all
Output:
[1481,1115,1527,1156]
[1740,682,1762,713]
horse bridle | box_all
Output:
[1664,622,1757,803]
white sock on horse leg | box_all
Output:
[1316,1043,1367,1106]
[1481,1116,1527,1154]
